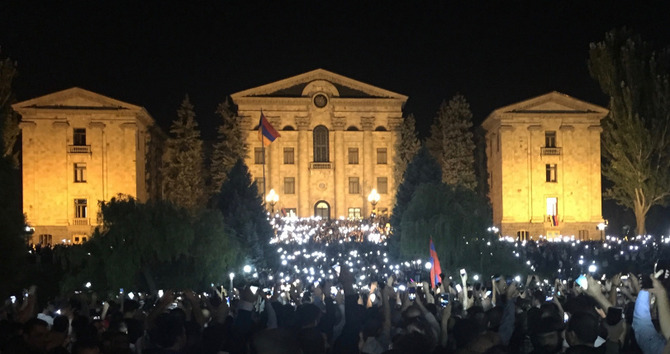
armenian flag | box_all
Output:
[429,238,443,288]
[258,111,281,146]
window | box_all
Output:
[516,231,529,241]
[349,177,360,194]
[546,197,557,216]
[348,148,359,164]
[75,199,87,219]
[283,148,294,164]
[73,128,86,146]
[578,230,589,240]
[377,177,388,194]
[74,163,87,183]
[39,234,53,245]
[546,164,557,182]
[348,208,362,219]
[254,177,265,194]
[285,208,297,217]
[254,148,264,164]
[545,131,556,148]
[377,148,387,164]
[313,125,329,162]
[284,177,295,194]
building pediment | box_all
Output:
[231,68,408,101]
[12,87,144,112]
[493,91,608,116]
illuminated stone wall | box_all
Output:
[482,92,608,240]
[13,88,156,245]
[232,69,407,219]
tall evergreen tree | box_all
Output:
[0,56,19,166]
[589,29,670,235]
[392,113,421,188]
[426,94,477,190]
[0,54,25,299]
[389,145,442,258]
[162,95,205,212]
[218,159,275,268]
[209,97,247,198]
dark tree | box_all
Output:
[392,113,421,189]
[210,97,247,198]
[217,159,275,268]
[60,195,238,293]
[0,55,19,165]
[162,95,205,212]
[589,29,670,235]
[389,145,442,258]
[400,183,520,277]
[426,94,477,191]
[0,156,26,299]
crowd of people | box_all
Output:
[5,216,670,353]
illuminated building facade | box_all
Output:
[231,69,407,219]
[13,88,159,245]
[482,92,608,240]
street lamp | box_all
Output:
[368,189,380,217]
[266,189,279,214]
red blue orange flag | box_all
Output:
[258,111,281,146]
[429,238,443,288]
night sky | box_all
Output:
[2,0,670,232]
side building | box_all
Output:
[231,69,407,219]
[482,92,608,240]
[13,87,161,245]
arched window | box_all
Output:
[374,126,387,131]
[313,125,329,162]
[282,125,296,131]
[346,126,360,131]
[314,201,330,220]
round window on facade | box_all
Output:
[313,94,328,108]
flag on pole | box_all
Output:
[258,111,281,146]
[429,238,443,288]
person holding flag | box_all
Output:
[429,238,443,289]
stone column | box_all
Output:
[331,116,346,217]
[361,116,375,216]
[527,125,542,224]
[559,125,574,224]
[588,125,603,223]
[20,121,37,229]
[296,116,310,216]
[88,122,106,212]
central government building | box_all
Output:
[231,69,407,219]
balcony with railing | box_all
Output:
[541,147,561,156]
[71,218,89,226]
[68,145,91,154]
[310,162,332,170]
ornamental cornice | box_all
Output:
[527,125,543,131]
[331,116,347,130]
[89,122,106,129]
[295,116,310,130]
[19,121,36,130]
[361,116,375,131]
[499,125,515,132]
[588,125,603,133]
[120,122,137,130]
[52,121,70,129]
[559,125,575,132]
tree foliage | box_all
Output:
[390,145,442,258]
[0,156,27,299]
[217,159,275,268]
[426,94,477,191]
[589,29,670,235]
[0,56,19,166]
[60,196,238,294]
[392,113,421,189]
[210,97,247,199]
[399,183,521,277]
[162,95,205,212]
